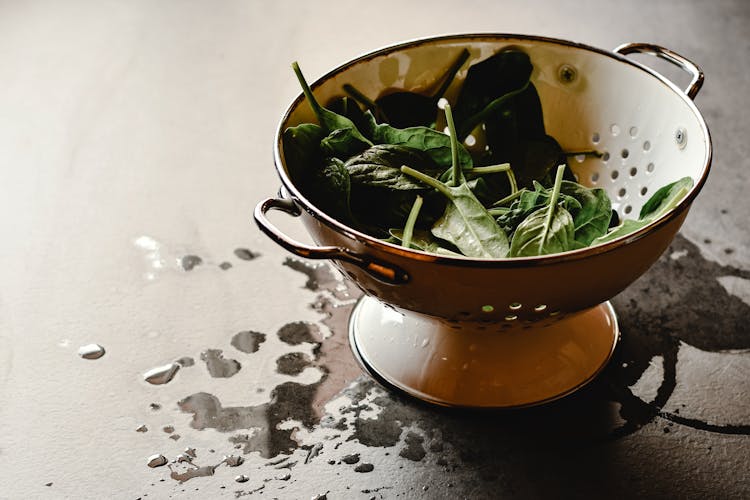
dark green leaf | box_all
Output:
[452,49,534,138]
[362,111,473,171]
[308,157,352,223]
[344,144,442,190]
[325,95,370,133]
[320,128,371,160]
[282,123,325,183]
[559,180,612,246]
[292,62,373,150]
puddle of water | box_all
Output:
[78,344,105,360]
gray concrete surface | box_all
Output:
[0,0,748,498]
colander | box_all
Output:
[254,34,711,408]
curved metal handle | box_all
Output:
[254,197,409,285]
[614,42,704,99]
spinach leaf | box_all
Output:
[400,105,510,259]
[495,182,580,237]
[639,176,694,219]
[388,229,463,256]
[292,62,372,156]
[308,157,352,224]
[374,48,470,128]
[593,176,693,245]
[559,181,612,246]
[509,165,576,257]
[362,111,473,171]
[282,123,325,183]
[452,49,534,139]
[344,144,442,190]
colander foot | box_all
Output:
[348,296,619,409]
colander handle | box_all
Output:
[614,43,704,99]
[254,197,409,285]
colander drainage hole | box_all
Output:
[618,187,627,198]
[640,186,648,196]
[610,124,621,136]
[624,205,633,215]
[481,305,494,313]
[643,140,651,151]
[629,126,638,137]
[647,162,655,173]
[534,304,547,312]
[591,172,600,183]
[505,314,518,321]
[602,152,610,162]
[621,149,629,159]
[592,132,600,144]
[509,302,522,310]
[629,167,638,177]
[611,170,619,180]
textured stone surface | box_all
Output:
[0,0,748,498]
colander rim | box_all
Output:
[272,32,712,268]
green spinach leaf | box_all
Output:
[292,62,372,156]
[509,165,576,257]
[344,144,442,190]
[388,228,462,256]
[560,181,612,246]
[282,123,325,183]
[308,157,352,224]
[400,105,509,258]
[362,111,473,171]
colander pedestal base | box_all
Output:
[348,296,619,409]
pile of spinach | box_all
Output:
[283,50,693,259]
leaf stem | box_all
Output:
[343,84,377,112]
[401,195,424,250]
[506,167,518,194]
[444,104,462,187]
[400,166,451,198]
[564,150,603,158]
[488,207,511,217]
[291,62,326,130]
[539,165,566,253]
[491,188,525,207]
[464,163,511,175]
[432,48,471,102]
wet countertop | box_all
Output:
[1,1,749,498]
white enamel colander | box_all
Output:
[255,35,711,408]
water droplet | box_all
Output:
[184,447,197,458]
[144,363,180,385]
[180,255,203,271]
[200,349,241,378]
[163,426,175,434]
[176,453,194,464]
[219,261,232,270]
[223,455,244,467]
[277,472,291,481]
[235,474,249,483]
[169,434,180,441]
[147,454,168,468]
[231,331,266,353]
[136,424,148,433]
[341,453,360,464]
[354,463,374,473]
[234,248,260,261]
[78,344,105,360]
[150,403,162,411]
